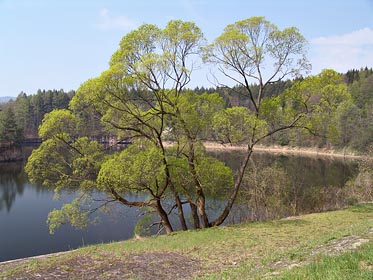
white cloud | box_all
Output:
[97,8,137,31]
[310,28,373,74]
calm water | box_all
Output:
[0,162,143,262]
[0,151,358,262]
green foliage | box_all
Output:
[168,148,234,198]
[98,142,166,194]
[259,96,283,125]
[25,136,104,193]
[26,19,210,234]
[0,89,73,140]
[195,155,234,197]
[38,109,78,140]
[170,91,225,140]
[47,199,89,234]
[26,134,105,233]
[134,214,154,237]
[110,20,204,93]
[279,69,352,147]
[25,139,71,188]
[335,101,361,147]
[23,16,372,237]
[205,16,310,86]
[256,68,373,149]
[213,107,267,144]
[0,107,21,142]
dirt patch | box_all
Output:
[0,251,202,280]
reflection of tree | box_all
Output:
[279,156,358,215]
[0,144,23,162]
[0,162,46,212]
[217,151,359,222]
[344,147,373,203]
[0,163,24,212]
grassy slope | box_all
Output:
[1,204,373,279]
[278,241,373,280]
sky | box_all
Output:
[0,0,372,97]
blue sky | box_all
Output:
[0,0,372,97]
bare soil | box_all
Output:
[0,251,202,280]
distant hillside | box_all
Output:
[0,96,14,103]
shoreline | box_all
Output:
[0,250,74,266]
[200,142,368,160]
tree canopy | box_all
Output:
[25,17,365,235]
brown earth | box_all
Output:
[0,251,202,280]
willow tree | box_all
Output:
[204,16,311,225]
[26,20,235,234]
[26,17,344,235]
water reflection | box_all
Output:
[0,162,47,212]
[0,163,26,212]
[212,151,359,223]
[0,151,359,217]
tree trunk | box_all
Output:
[174,192,188,230]
[197,196,209,228]
[211,146,253,227]
[158,136,186,231]
[188,142,210,228]
[155,199,174,234]
[189,202,200,229]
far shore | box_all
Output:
[165,141,369,160]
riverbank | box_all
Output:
[199,142,368,159]
[1,204,372,279]
[0,142,23,162]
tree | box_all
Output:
[26,18,346,235]
[0,107,21,142]
[26,20,222,234]
[203,16,311,225]
[284,69,351,147]
[14,92,31,138]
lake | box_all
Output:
[0,150,359,262]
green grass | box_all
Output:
[1,204,372,279]
[278,241,373,280]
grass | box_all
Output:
[278,241,373,280]
[1,204,372,279]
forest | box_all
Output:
[0,89,74,142]
[1,67,372,152]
